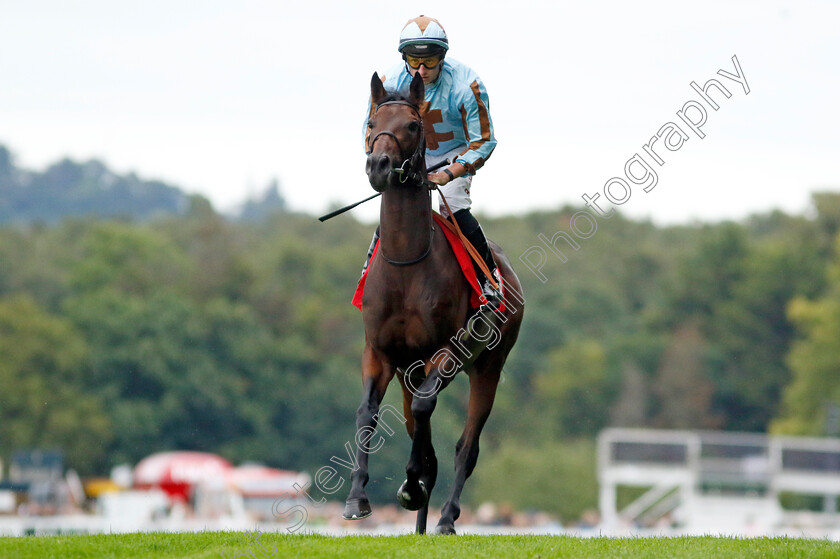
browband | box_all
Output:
[375,100,420,114]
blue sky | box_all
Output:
[1,1,837,224]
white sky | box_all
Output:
[1,1,838,224]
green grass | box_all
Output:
[1,533,839,559]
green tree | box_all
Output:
[69,221,189,296]
[651,322,722,429]
[0,296,111,473]
[530,340,610,437]
[609,361,649,427]
[470,439,598,523]
[664,218,824,431]
[711,239,823,431]
[64,290,275,464]
[811,192,840,254]
[772,236,840,435]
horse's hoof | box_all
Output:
[396,479,428,511]
[342,498,372,520]
[433,523,457,535]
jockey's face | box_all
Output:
[404,53,443,86]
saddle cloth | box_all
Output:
[353,213,493,311]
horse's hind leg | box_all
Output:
[343,345,394,520]
[434,363,502,535]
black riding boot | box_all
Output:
[453,209,502,310]
[360,225,380,278]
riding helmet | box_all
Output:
[398,15,449,55]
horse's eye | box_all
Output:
[408,121,420,133]
[367,121,375,129]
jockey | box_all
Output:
[362,15,502,309]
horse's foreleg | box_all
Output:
[398,362,453,527]
[435,366,501,535]
[343,345,393,520]
[397,373,434,535]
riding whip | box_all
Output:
[318,159,450,222]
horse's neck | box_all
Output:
[379,187,432,262]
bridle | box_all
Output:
[366,100,427,185]
[365,99,434,266]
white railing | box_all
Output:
[598,428,840,531]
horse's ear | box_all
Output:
[408,72,425,106]
[371,72,387,105]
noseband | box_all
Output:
[366,99,434,266]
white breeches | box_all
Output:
[427,148,472,217]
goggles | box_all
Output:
[404,53,443,69]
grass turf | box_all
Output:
[1,533,839,558]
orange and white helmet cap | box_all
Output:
[398,15,449,54]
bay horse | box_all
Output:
[342,71,524,535]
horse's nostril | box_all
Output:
[366,154,392,178]
[377,155,391,173]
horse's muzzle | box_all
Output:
[366,152,393,192]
